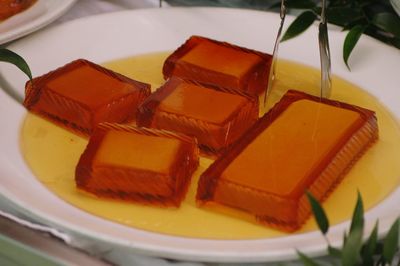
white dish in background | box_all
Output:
[0,8,400,263]
[0,0,76,45]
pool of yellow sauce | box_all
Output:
[20,52,400,239]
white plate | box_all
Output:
[0,8,400,263]
[0,0,76,45]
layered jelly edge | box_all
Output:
[197,90,379,231]
[23,59,151,136]
[75,122,200,207]
[162,35,272,96]
[137,77,259,156]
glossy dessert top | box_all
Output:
[46,64,136,109]
[137,78,259,155]
[154,78,251,124]
[180,40,262,79]
[220,98,362,197]
[23,59,151,136]
[93,130,183,174]
[163,35,272,95]
[75,123,199,206]
[199,90,377,200]
[25,59,150,110]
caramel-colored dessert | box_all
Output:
[137,77,259,155]
[76,123,199,207]
[197,90,378,231]
[23,59,151,136]
[163,36,272,96]
[23,53,400,239]
[0,0,36,21]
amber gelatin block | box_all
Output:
[163,36,272,96]
[197,90,378,231]
[76,123,199,207]
[23,59,151,136]
[137,78,259,155]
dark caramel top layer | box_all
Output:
[157,81,248,124]
[180,41,262,79]
[47,65,134,109]
[220,99,362,196]
[93,130,183,174]
[198,90,377,200]
[163,35,272,95]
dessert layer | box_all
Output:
[221,99,362,197]
[94,130,182,174]
[75,123,199,207]
[163,35,272,96]
[137,78,258,155]
[23,59,151,136]
[197,90,378,231]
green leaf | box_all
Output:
[341,227,363,266]
[327,7,363,27]
[361,221,379,266]
[372,12,400,38]
[341,19,366,31]
[0,48,32,80]
[328,245,342,257]
[312,6,322,15]
[343,25,366,70]
[349,191,364,234]
[306,192,329,235]
[285,0,316,9]
[382,218,399,264]
[297,250,321,266]
[281,11,317,42]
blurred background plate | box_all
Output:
[0,0,76,45]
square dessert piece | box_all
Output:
[75,123,199,207]
[24,59,151,136]
[197,90,378,231]
[163,36,272,96]
[137,77,259,155]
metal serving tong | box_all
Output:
[263,0,286,107]
[319,0,332,98]
[264,0,332,106]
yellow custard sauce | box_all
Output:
[20,52,400,239]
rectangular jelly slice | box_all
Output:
[197,90,378,231]
[163,36,272,96]
[75,123,199,207]
[137,77,259,155]
[23,59,151,136]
